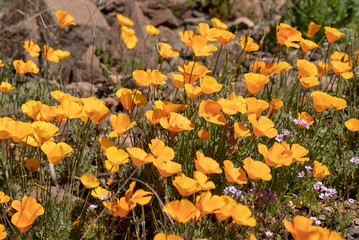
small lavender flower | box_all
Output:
[265,230,274,237]
[350,157,359,164]
[348,198,355,204]
[323,42,329,46]
[305,166,313,175]
[313,181,323,190]
[298,171,305,178]
[223,186,242,198]
[89,204,98,209]
[100,192,110,201]
[293,119,310,129]
[310,217,321,225]
[275,134,284,143]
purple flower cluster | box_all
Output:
[310,217,321,225]
[350,156,359,164]
[293,119,310,129]
[100,192,111,201]
[275,129,298,143]
[223,186,243,198]
[313,181,338,200]
[250,187,277,203]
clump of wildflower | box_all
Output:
[310,217,321,225]
[350,156,359,164]
[223,186,243,199]
[313,181,338,199]
[293,118,310,129]
[275,129,297,142]
[250,187,277,203]
[265,230,274,237]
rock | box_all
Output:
[101,97,118,112]
[108,74,123,85]
[150,8,181,28]
[228,17,255,31]
[231,0,264,20]
[183,17,207,27]
[67,81,98,97]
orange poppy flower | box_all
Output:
[232,203,257,226]
[248,114,277,138]
[290,144,310,163]
[98,137,116,152]
[239,35,259,52]
[41,141,73,165]
[200,75,222,94]
[82,97,110,125]
[194,151,222,174]
[252,61,292,76]
[144,24,160,35]
[317,61,331,78]
[218,92,246,115]
[299,76,319,88]
[13,60,39,75]
[157,42,179,58]
[324,26,345,43]
[81,174,100,188]
[184,84,203,99]
[91,187,110,199]
[215,195,237,220]
[7,120,34,143]
[217,30,236,46]
[121,26,137,49]
[153,159,182,177]
[0,81,15,93]
[172,73,185,88]
[307,22,321,38]
[56,10,76,28]
[191,35,218,57]
[193,171,215,190]
[128,148,157,167]
[284,215,322,240]
[245,97,269,118]
[23,40,40,57]
[331,61,353,79]
[32,121,59,144]
[173,173,202,197]
[54,49,70,60]
[11,196,44,232]
[26,158,40,171]
[0,192,10,203]
[160,112,195,134]
[299,39,318,53]
[132,69,167,87]
[223,160,247,184]
[211,17,227,30]
[178,61,209,84]
[106,147,129,166]
[297,59,318,77]
[258,142,292,167]
[197,129,211,140]
[313,161,330,178]
[22,100,43,120]
[268,98,284,115]
[195,191,225,220]
[44,45,61,63]
[116,88,147,110]
[163,199,196,223]
[51,90,81,103]
[0,59,3,68]
[233,122,251,138]
[196,23,220,41]
[116,14,133,26]
[242,73,269,95]
[109,114,135,137]
[345,118,359,132]
[58,100,84,119]
[243,157,272,181]
[179,30,195,47]
[311,91,333,112]
[148,139,175,162]
[199,100,226,125]
[276,23,302,48]
[154,233,184,240]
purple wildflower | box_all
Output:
[298,171,305,178]
[350,157,359,164]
